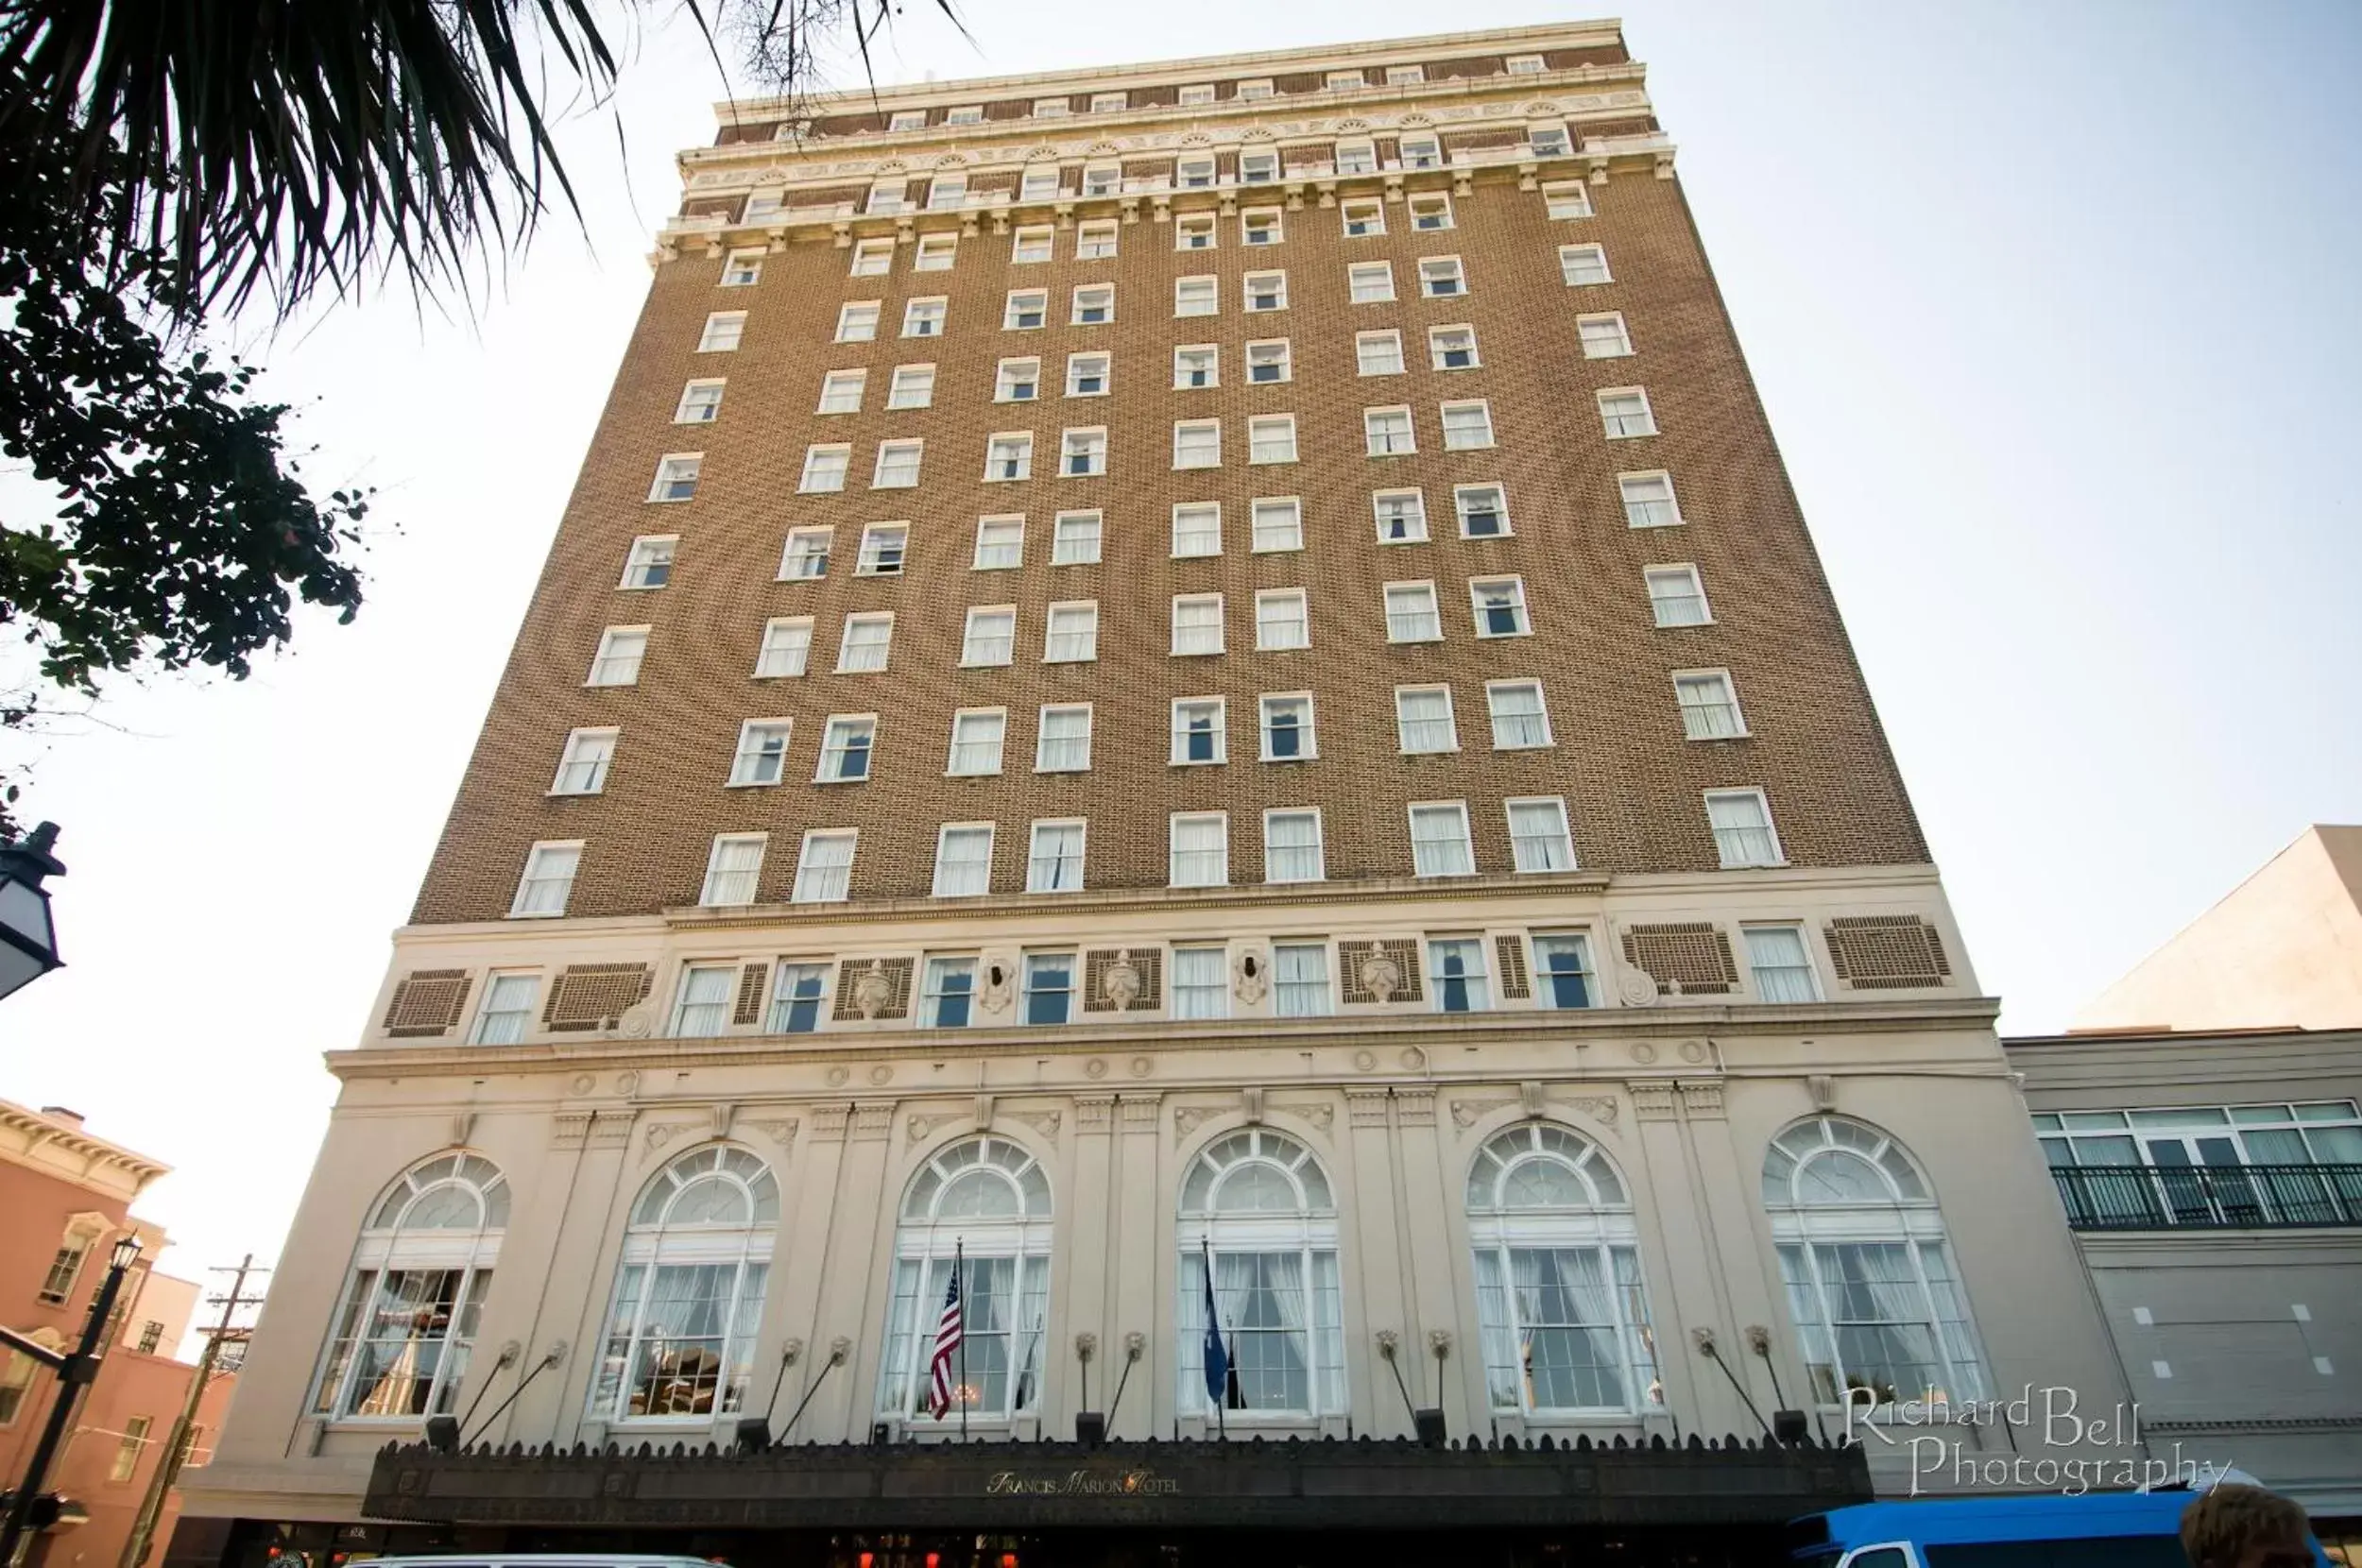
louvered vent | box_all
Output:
[831,957,915,1022]
[1338,938,1425,1005]
[1495,936,1532,1001]
[1083,948,1163,1013]
[1619,923,1738,996]
[731,962,772,1026]
[1825,917,1952,989]
[542,964,653,1031]
[383,970,471,1038]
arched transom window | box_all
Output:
[1763,1116,1989,1410]
[588,1144,778,1423]
[1465,1124,1661,1416]
[1177,1127,1344,1422]
[879,1136,1053,1427]
[312,1153,508,1420]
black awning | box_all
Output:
[365,1433,1871,1532]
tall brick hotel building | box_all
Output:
[176,22,2141,1566]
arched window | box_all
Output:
[588,1144,778,1423]
[1762,1116,1989,1409]
[1465,1124,1661,1416]
[1176,1128,1344,1421]
[312,1153,507,1420]
[879,1137,1052,1427]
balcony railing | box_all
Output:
[2049,1162,2362,1231]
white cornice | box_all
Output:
[714,20,1630,124]
[0,1098,171,1200]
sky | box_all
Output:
[2,0,2358,1292]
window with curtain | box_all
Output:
[1170,813,1228,887]
[878,1137,1052,1427]
[1466,1124,1660,1416]
[1177,1129,1344,1422]
[588,1145,776,1423]
[311,1154,507,1420]
[1763,1117,1989,1411]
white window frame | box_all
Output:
[932,823,997,896]
[1258,691,1316,761]
[1559,243,1611,285]
[816,368,866,415]
[1705,789,1784,869]
[1407,192,1454,232]
[984,432,1035,482]
[1250,497,1303,554]
[791,828,858,903]
[995,357,1041,402]
[720,248,763,286]
[699,833,768,907]
[1175,213,1218,250]
[1356,330,1404,376]
[886,364,935,410]
[1168,811,1230,888]
[674,379,725,424]
[755,617,813,678]
[849,238,894,277]
[1174,344,1219,389]
[510,841,582,918]
[1646,564,1712,626]
[835,611,896,673]
[1409,802,1477,878]
[814,716,878,784]
[1599,387,1659,439]
[1027,819,1087,893]
[1241,269,1289,313]
[960,605,1017,668]
[1384,581,1443,644]
[1441,399,1496,450]
[648,452,701,503]
[1245,338,1293,385]
[1417,256,1466,298]
[1070,282,1116,326]
[1247,414,1298,465]
[1428,325,1479,372]
[1060,425,1108,477]
[1675,669,1749,740]
[1171,502,1222,558]
[835,300,881,343]
[1341,198,1386,239]
[698,311,745,352]
[1364,406,1416,457]
[1262,809,1325,884]
[900,296,947,339]
[1506,797,1578,874]
[1003,288,1050,331]
[619,537,675,590]
[1011,227,1054,264]
[727,719,795,788]
[870,439,923,489]
[854,521,909,576]
[1394,684,1458,753]
[1169,695,1227,765]
[1174,275,1219,317]
[550,727,617,796]
[1044,601,1099,663]
[587,625,649,686]
[1578,312,1635,359]
[1619,469,1682,525]
[1543,180,1594,220]
[1035,705,1093,773]
[798,444,851,493]
[1470,575,1532,638]
[779,525,832,580]
[1374,489,1428,543]
[1066,351,1111,398]
[1171,593,1225,656]
[1052,510,1102,565]
[1241,208,1284,247]
[1172,418,1222,470]
[1455,484,1511,538]
[1485,679,1553,750]
[1349,261,1397,305]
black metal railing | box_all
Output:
[2050,1163,2362,1231]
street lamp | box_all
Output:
[0,1230,141,1565]
[0,822,65,1002]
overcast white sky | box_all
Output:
[3,0,2356,1289]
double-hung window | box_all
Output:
[1174,346,1218,388]
[814,715,875,783]
[1275,942,1331,1015]
[1411,805,1477,878]
[996,358,1041,402]
[946,710,1007,775]
[768,963,826,1031]
[620,537,674,589]
[1675,671,1747,739]
[1600,389,1657,438]
[1706,790,1782,868]
[932,825,994,897]
[1486,680,1551,748]
[1176,213,1217,250]
[1259,694,1314,760]
[1398,133,1442,170]
[779,526,831,579]
[754,618,813,677]
[1248,415,1297,464]
[799,445,850,492]
[1343,199,1385,238]
[817,369,865,414]
[721,248,763,285]
[1428,934,1490,1009]
[867,179,908,214]
[1385,582,1443,643]
[1532,931,1596,1005]
[1544,180,1594,219]
[887,365,935,409]
[929,174,968,209]
[1171,947,1228,1020]
[1175,276,1218,316]
[1240,150,1280,184]
[1256,588,1309,650]
[1004,289,1048,330]
[1251,498,1302,553]
[791,829,857,902]
[1456,485,1509,538]
[1020,165,1062,201]
[921,956,977,1027]
[1621,470,1681,525]
[1441,401,1495,450]
[900,298,946,338]
[1027,821,1086,892]
[1375,490,1427,542]
[1172,503,1222,557]
[471,972,541,1044]
[1012,227,1053,264]
[1365,407,1415,456]
[1242,271,1288,312]
[1471,577,1530,637]
[1429,326,1478,370]
[511,843,580,916]
[1395,686,1456,752]
[1246,340,1292,383]
[700,833,767,906]
[1053,511,1102,564]
[836,301,881,342]
[1745,927,1822,1003]
[1578,313,1634,358]
[1061,427,1107,476]
[1646,565,1711,625]
[1024,953,1076,1025]
[1171,595,1224,656]
[1071,284,1114,325]
[1264,810,1324,883]
[1357,331,1404,376]
[1408,194,1453,231]
[836,613,894,672]
[1177,154,1218,187]
[871,442,922,489]
[649,454,701,503]
[961,606,1016,667]
[1169,812,1228,887]
[1509,798,1578,874]
[551,728,616,795]
[1529,124,1572,158]
[1418,258,1465,298]
[588,626,648,685]
[985,434,1034,481]
[850,239,893,277]
[1560,244,1611,285]
[1036,706,1092,772]
[699,312,745,352]
[1066,352,1110,397]
[1077,219,1119,259]
[1334,139,1377,175]
[1173,419,1221,469]
[1045,603,1098,662]
[675,380,725,423]
[1241,209,1283,247]
[728,720,794,786]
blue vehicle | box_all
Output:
[1787,1491,2335,1568]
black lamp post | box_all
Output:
[0,823,65,1003]
[0,1233,142,1565]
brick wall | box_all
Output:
[412,165,1925,923]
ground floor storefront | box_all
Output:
[163,1434,1871,1568]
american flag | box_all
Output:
[926,1264,964,1419]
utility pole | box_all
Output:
[116,1258,268,1568]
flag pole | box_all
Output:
[957,1239,968,1442]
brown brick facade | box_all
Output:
[412,72,1924,927]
